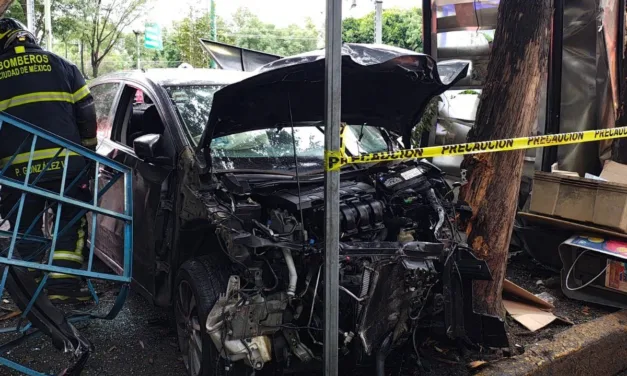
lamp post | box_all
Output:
[133,29,143,70]
[374,0,383,43]
[209,0,217,68]
[44,0,52,50]
[26,0,34,33]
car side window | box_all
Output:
[123,88,165,148]
[90,83,121,141]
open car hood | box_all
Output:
[200,43,469,148]
[199,38,282,72]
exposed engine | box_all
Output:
[204,160,490,373]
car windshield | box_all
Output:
[165,84,222,144]
[210,125,389,173]
[164,85,391,173]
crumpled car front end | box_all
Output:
[195,44,493,373]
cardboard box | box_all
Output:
[530,172,599,224]
[530,162,627,232]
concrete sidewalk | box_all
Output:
[478,310,627,376]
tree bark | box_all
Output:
[80,40,86,78]
[92,62,99,78]
[458,0,551,318]
[0,0,13,16]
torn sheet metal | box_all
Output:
[199,39,281,72]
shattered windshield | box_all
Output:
[165,85,222,144]
[164,85,391,173]
[210,125,389,173]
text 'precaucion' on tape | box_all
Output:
[324,126,627,171]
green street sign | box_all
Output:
[144,22,163,50]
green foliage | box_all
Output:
[169,6,319,68]
[342,7,423,52]
[4,1,24,22]
[459,90,480,95]
[5,0,61,43]
[227,7,319,56]
[412,96,440,147]
[170,12,218,68]
[343,7,428,147]
[123,28,181,69]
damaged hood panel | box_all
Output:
[201,43,468,145]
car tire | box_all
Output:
[174,256,247,376]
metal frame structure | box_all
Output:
[0,111,134,376]
[541,0,565,172]
[420,0,498,151]
[323,0,342,374]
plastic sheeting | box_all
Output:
[549,0,616,175]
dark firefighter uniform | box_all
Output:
[0,18,97,304]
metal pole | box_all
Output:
[419,0,434,148]
[26,0,35,34]
[374,0,383,44]
[618,0,625,102]
[44,0,52,50]
[323,0,341,374]
[135,32,141,70]
[541,0,564,171]
[210,0,217,69]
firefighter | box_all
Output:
[0,18,97,304]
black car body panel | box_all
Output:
[199,38,282,72]
[88,69,249,302]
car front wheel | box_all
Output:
[174,256,246,376]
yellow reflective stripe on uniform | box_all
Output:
[0,148,79,168]
[0,29,18,41]
[72,85,90,102]
[81,137,98,147]
[48,273,80,280]
[52,251,84,263]
[75,218,86,253]
[14,46,25,54]
[0,91,75,112]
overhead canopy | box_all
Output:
[201,43,468,148]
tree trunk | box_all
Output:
[612,6,627,163]
[91,53,99,78]
[458,0,551,318]
[80,40,85,77]
[0,0,13,16]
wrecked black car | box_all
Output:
[90,44,495,375]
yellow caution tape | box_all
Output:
[339,124,347,156]
[325,126,627,171]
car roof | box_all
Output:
[93,68,253,87]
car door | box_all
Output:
[91,82,174,300]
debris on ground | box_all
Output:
[0,310,20,321]
[535,291,556,305]
[0,251,619,376]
